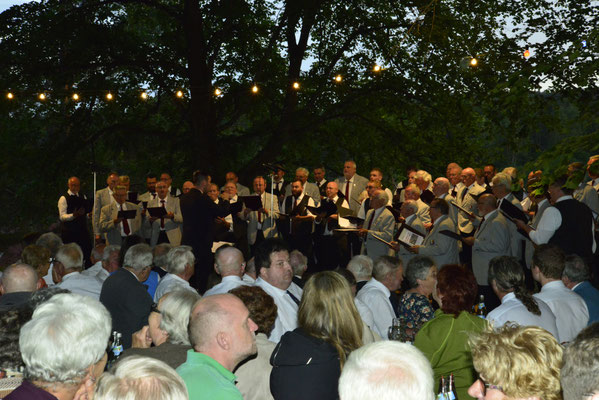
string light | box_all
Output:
[176,90,184,98]
[470,57,478,66]
[72,93,79,101]
[334,75,343,83]
[523,49,530,58]
[7,92,14,99]
[106,92,113,100]
[140,92,148,100]
[214,88,222,96]
[292,82,300,90]
[251,85,259,94]
[38,93,46,100]
[373,64,382,72]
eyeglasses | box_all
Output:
[150,303,161,314]
[478,377,503,396]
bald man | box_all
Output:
[203,246,250,296]
[0,263,41,311]
[176,294,258,400]
[58,176,93,265]
[432,177,458,225]
[462,194,510,311]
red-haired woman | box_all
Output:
[414,264,487,400]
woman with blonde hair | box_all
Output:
[270,271,363,400]
[468,324,562,400]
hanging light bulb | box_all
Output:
[7,92,14,99]
[38,93,46,100]
[176,90,184,98]
[373,64,382,72]
[292,82,300,90]
[140,92,148,100]
[470,57,478,66]
[106,92,113,100]
[72,93,80,101]
[251,84,259,93]
[523,49,530,58]
[334,74,343,83]
[214,88,222,96]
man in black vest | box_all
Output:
[517,174,595,267]
[313,166,328,200]
[280,179,315,258]
[58,176,92,266]
[313,182,350,271]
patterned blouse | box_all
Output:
[398,292,434,342]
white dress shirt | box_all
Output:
[487,292,559,339]
[316,196,351,235]
[242,274,256,285]
[529,196,596,252]
[203,275,251,297]
[58,190,85,221]
[355,278,395,339]
[57,271,103,300]
[533,280,589,343]
[354,297,375,329]
[153,273,197,302]
[82,261,103,277]
[255,277,301,343]
[96,268,110,282]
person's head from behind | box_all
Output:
[229,285,278,337]
[35,232,63,258]
[335,268,357,297]
[52,243,84,283]
[561,323,599,400]
[95,355,188,400]
[153,243,172,271]
[20,293,111,395]
[372,256,403,292]
[102,245,121,274]
[254,238,292,290]
[289,250,307,278]
[562,254,591,288]
[0,263,40,295]
[338,341,434,400]
[300,271,363,367]
[166,246,195,281]
[124,243,153,282]
[488,256,541,316]
[468,325,562,400]
[214,245,245,278]
[436,264,477,316]
[21,244,51,279]
[346,255,373,282]
[532,244,565,283]
[150,290,200,347]
[188,294,257,371]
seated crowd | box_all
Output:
[1,157,599,400]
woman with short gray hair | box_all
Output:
[122,289,200,369]
[397,256,437,342]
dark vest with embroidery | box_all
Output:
[548,199,593,260]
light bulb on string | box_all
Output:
[176,90,184,98]
[373,64,382,72]
[292,81,300,90]
[106,92,113,101]
[523,49,530,58]
[334,74,343,83]
[251,85,259,94]
[140,92,148,100]
[214,88,222,96]
[7,92,14,100]
[72,93,79,101]
[470,57,478,66]
[38,93,46,101]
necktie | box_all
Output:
[345,181,350,200]
[160,199,166,229]
[293,197,299,211]
[152,193,156,199]
[121,204,130,235]
[476,216,485,233]
[286,290,301,306]
[460,187,467,201]
[451,187,457,197]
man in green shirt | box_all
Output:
[176,293,258,400]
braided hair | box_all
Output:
[489,256,540,316]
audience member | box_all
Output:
[123,290,200,369]
[35,232,63,286]
[414,264,487,400]
[154,246,197,301]
[204,245,249,296]
[289,249,308,288]
[20,244,50,288]
[398,256,437,342]
[81,244,105,277]
[532,244,589,342]
[334,267,378,338]
[562,254,599,325]
[487,256,558,338]
[100,243,154,349]
[176,294,258,400]
[230,285,278,400]
[94,244,120,282]
[254,238,302,343]
[6,293,111,400]
[152,242,172,278]
[561,322,599,400]
[0,263,40,311]
[53,243,103,300]
[356,256,403,338]
[338,341,435,400]
[95,355,188,400]
[468,325,562,400]
[271,271,363,400]
[346,254,373,293]
[242,257,257,284]
[0,309,33,397]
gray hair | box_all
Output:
[403,200,418,214]
[492,172,512,191]
[404,183,421,198]
[1,263,38,293]
[56,243,84,271]
[374,190,389,204]
[561,328,599,400]
[289,250,308,276]
[372,256,401,281]
[95,356,188,400]
[20,293,111,384]
[415,170,432,184]
[166,246,195,275]
[102,245,121,263]
[563,254,591,284]
[35,232,63,257]
[91,245,105,261]
[347,255,374,281]
[158,290,201,346]
[339,341,434,400]
[502,167,518,179]
[405,256,435,288]
[153,243,173,269]
[124,243,153,272]
[296,167,309,177]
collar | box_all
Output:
[67,189,78,196]
[293,193,305,202]
[330,195,339,202]
[541,280,566,291]
[256,277,288,295]
[221,275,243,283]
[185,351,237,382]
[432,214,446,226]
[556,195,573,203]
[501,292,516,303]
[124,268,140,281]
[62,271,82,280]
[406,214,416,224]
[166,273,190,285]
[482,209,498,220]
[538,198,548,208]
[572,281,584,291]
[368,278,391,297]
[231,195,238,203]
